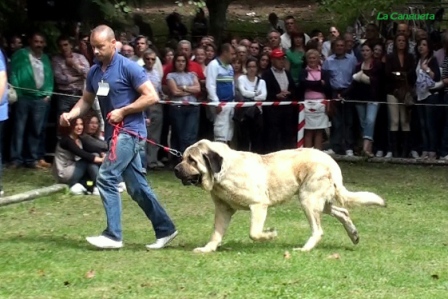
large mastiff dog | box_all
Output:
[174,140,386,253]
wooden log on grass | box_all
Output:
[0,184,67,207]
[332,155,448,166]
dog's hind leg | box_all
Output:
[324,203,359,245]
[194,198,236,253]
[294,197,324,252]
[249,204,278,241]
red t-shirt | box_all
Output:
[162,60,205,85]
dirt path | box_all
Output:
[136,0,329,23]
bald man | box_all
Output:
[60,25,177,250]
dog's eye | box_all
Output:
[188,156,196,164]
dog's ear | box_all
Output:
[202,150,223,174]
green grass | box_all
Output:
[1,163,448,298]
[1,168,56,195]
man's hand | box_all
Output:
[108,108,125,124]
[215,106,222,114]
[60,112,71,127]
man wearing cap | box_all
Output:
[261,48,296,153]
[205,43,236,144]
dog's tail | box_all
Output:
[334,184,386,208]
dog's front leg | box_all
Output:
[193,198,235,253]
[249,204,277,241]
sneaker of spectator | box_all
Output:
[410,151,419,159]
[375,150,384,157]
[345,150,354,157]
[70,183,87,195]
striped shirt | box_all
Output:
[205,58,234,102]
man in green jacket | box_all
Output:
[9,32,54,169]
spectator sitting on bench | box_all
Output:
[52,117,103,195]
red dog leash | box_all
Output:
[106,114,183,161]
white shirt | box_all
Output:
[237,75,267,101]
[322,41,332,58]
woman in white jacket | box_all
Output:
[234,57,267,153]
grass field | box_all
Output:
[1,162,448,299]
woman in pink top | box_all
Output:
[299,49,332,149]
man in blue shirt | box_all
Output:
[0,50,8,196]
[60,25,177,249]
[322,38,358,156]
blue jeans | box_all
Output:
[170,106,200,153]
[0,120,4,190]
[356,102,379,141]
[67,160,100,187]
[96,132,176,241]
[10,97,48,166]
[418,94,439,152]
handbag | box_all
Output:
[233,77,261,123]
[393,71,415,107]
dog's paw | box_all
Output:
[193,246,214,253]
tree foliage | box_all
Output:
[319,0,408,29]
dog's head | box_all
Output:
[173,140,224,191]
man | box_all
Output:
[9,32,53,169]
[0,48,7,196]
[142,49,165,170]
[121,44,135,59]
[205,43,236,144]
[52,35,90,122]
[60,25,177,250]
[132,35,163,78]
[322,26,340,58]
[280,16,310,50]
[261,48,296,153]
[267,30,282,52]
[322,37,357,156]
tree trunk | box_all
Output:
[206,0,233,46]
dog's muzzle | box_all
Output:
[174,165,202,186]
[181,174,202,186]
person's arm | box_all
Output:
[52,56,74,85]
[237,76,256,98]
[0,51,6,104]
[205,61,219,102]
[187,74,201,94]
[166,73,189,96]
[254,79,267,101]
[119,63,159,116]
[59,137,98,163]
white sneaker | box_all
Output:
[324,149,336,155]
[410,151,419,159]
[0,189,3,197]
[375,150,384,157]
[156,161,165,168]
[345,149,354,156]
[70,183,86,195]
[146,231,178,250]
[440,155,448,161]
[92,187,100,196]
[118,182,126,193]
[86,235,123,249]
[385,152,393,158]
